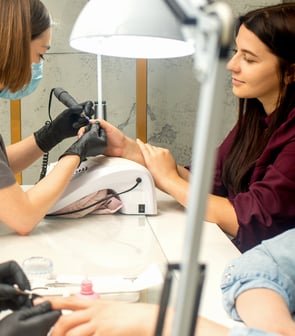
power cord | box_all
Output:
[46,177,142,216]
[37,89,55,181]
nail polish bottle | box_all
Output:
[76,279,100,299]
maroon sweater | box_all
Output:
[213,107,295,252]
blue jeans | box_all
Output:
[221,228,295,335]
[229,326,281,336]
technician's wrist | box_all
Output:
[34,123,62,153]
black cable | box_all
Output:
[37,89,55,181]
[47,88,55,123]
[38,149,49,181]
[46,177,142,217]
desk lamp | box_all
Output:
[70,1,233,335]
[70,0,194,128]
[70,0,194,58]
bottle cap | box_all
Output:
[80,279,95,295]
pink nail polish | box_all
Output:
[75,279,100,299]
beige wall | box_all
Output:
[0,0,282,184]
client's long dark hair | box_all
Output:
[222,3,295,194]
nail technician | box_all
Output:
[0,0,107,236]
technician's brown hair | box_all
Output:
[222,3,295,194]
[0,0,50,92]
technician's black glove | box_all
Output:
[0,302,61,336]
[59,122,107,164]
[34,101,95,153]
[0,261,31,311]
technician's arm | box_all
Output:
[0,155,80,235]
[0,123,107,235]
[7,102,95,173]
[6,135,46,174]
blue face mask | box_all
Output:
[0,61,43,100]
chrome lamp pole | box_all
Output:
[163,1,234,335]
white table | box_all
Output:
[0,188,241,328]
[148,190,241,328]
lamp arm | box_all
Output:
[170,2,233,336]
[164,0,197,24]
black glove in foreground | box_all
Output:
[34,101,94,153]
[0,261,31,311]
[59,122,107,163]
[0,302,61,336]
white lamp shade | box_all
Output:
[70,0,195,58]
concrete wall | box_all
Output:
[0,0,282,183]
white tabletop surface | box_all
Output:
[148,190,242,328]
[0,188,242,328]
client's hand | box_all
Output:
[47,296,159,336]
[90,119,126,157]
[136,139,179,190]
[96,119,145,164]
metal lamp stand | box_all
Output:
[156,1,234,335]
